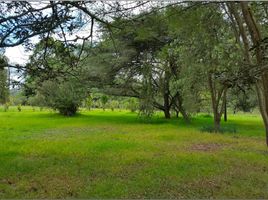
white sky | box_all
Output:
[4,23,98,65]
[3,1,154,65]
[5,45,31,65]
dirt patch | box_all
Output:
[44,126,109,135]
[0,178,15,186]
[189,143,225,152]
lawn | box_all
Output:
[0,107,268,198]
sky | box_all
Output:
[5,45,31,65]
[4,21,98,65]
[3,1,153,66]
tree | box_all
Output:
[83,10,189,119]
[109,100,119,111]
[23,37,89,116]
[229,88,258,113]
[36,79,88,116]
[100,95,108,111]
[167,4,243,131]
[127,98,139,112]
[0,56,9,104]
[227,2,268,145]
[84,95,93,110]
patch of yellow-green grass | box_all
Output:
[0,107,268,198]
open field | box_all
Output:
[0,107,268,198]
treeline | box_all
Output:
[1,2,268,144]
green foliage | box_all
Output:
[229,88,258,113]
[0,67,9,104]
[109,100,119,111]
[27,94,45,107]
[10,91,27,106]
[17,104,21,112]
[139,64,155,119]
[3,102,9,112]
[24,37,80,96]
[127,98,139,112]
[199,113,213,118]
[36,79,88,116]
[84,95,93,110]
[100,95,108,111]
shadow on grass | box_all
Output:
[24,111,265,137]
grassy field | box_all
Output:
[0,106,268,198]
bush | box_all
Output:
[109,100,119,111]
[199,113,212,118]
[127,98,139,112]
[84,95,93,110]
[17,104,21,112]
[3,102,9,112]
[100,95,108,111]
[27,94,45,110]
[36,80,88,116]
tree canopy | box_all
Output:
[3,1,268,145]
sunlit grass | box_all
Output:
[0,107,267,198]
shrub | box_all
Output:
[109,100,119,111]
[36,80,88,116]
[17,104,21,112]
[84,95,93,110]
[100,95,108,111]
[3,102,9,112]
[127,98,139,112]
[200,113,212,118]
[28,94,45,110]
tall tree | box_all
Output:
[0,56,9,104]
[227,2,268,145]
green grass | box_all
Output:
[0,106,268,198]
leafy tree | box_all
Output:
[24,37,79,87]
[0,56,9,104]
[229,88,258,113]
[36,79,88,116]
[226,2,268,145]
[84,10,186,119]
[109,100,119,111]
[167,4,243,131]
[84,95,93,110]
[0,1,149,48]
[0,69,9,104]
[100,95,108,111]
[127,98,139,112]
[28,93,46,109]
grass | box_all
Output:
[0,106,268,198]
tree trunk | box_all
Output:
[163,70,171,119]
[260,76,268,146]
[176,110,179,118]
[174,92,190,123]
[179,106,190,123]
[208,73,220,132]
[214,115,221,132]
[164,107,171,119]
[239,2,268,146]
[256,83,268,146]
[208,72,227,132]
[163,90,171,119]
[224,97,227,122]
[265,124,268,146]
